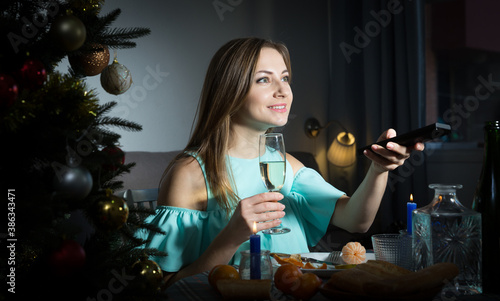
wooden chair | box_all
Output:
[123,188,159,210]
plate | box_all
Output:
[272,251,376,278]
[299,251,375,265]
[301,264,341,278]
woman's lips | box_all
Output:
[268,104,287,113]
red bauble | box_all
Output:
[102,146,125,171]
[49,240,86,276]
[0,74,18,108]
[19,58,47,89]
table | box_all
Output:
[165,275,500,301]
[164,269,332,301]
[164,252,340,300]
[163,252,500,301]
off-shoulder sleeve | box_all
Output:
[286,167,345,247]
[137,205,227,272]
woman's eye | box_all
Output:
[282,76,290,82]
[257,77,269,83]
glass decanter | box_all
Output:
[412,184,482,295]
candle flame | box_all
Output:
[410,194,413,202]
[253,221,257,234]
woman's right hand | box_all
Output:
[170,192,286,286]
[224,192,285,245]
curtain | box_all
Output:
[327,0,427,234]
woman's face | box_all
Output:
[234,47,293,131]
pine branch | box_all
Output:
[90,128,122,145]
[105,27,152,40]
[103,40,137,49]
[103,180,125,191]
[100,27,151,49]
[80,8,151,49]
[96,8,122,29]
[96,116,143,132]
[96,101,118,116]
[128,247,167,259]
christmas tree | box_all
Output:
[1,1,166,300]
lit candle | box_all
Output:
[407,194,417,235]
[250,221,261,279]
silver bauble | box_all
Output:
[53,166,93,201]
[100,59,132,95]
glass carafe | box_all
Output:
[412,184,482,295]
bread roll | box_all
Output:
[364,262,459,296]
[356,260,412,278]
[325,267,384,293]
[324,261,459,299]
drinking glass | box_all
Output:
[239,250,273,280]
[259,133,290,234]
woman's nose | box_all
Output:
[274,81,291,98]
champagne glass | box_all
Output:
[259,133,290,234]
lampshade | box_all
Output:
[327,132,356,167]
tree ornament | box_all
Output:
[100,56,132,95]
[131,257,163,292]
[69,44,110,76]
[19,58,47,89]
[50,14,86,51]
[0,74,18,108]
[49,239,86,276]
[52,165,93,201]
[101,145,125,171]
[93,192,129,230]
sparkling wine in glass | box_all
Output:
[259,133,290,234]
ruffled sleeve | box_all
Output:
[286,167,345,247]
[137,205,228,272]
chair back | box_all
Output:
[123,188,158,210]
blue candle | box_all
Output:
[407,194,417,234]
[250,221,261,279]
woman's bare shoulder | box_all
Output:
[157,156,208,210]
[286,152,305,176]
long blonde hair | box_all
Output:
[165,37,292,214]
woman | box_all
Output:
[141,37,424,285]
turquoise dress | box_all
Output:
[139,153,345,272]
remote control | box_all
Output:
[358,123,451,155]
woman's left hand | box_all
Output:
[363,128,424,173]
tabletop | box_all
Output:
[163,252,500,301]
[164,269,332,301]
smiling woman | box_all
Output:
[137,37,423,287]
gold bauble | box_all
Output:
[69,44,110,76]
[131,258,163,292]
[93,194,129,230]
[50,15,86,51]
